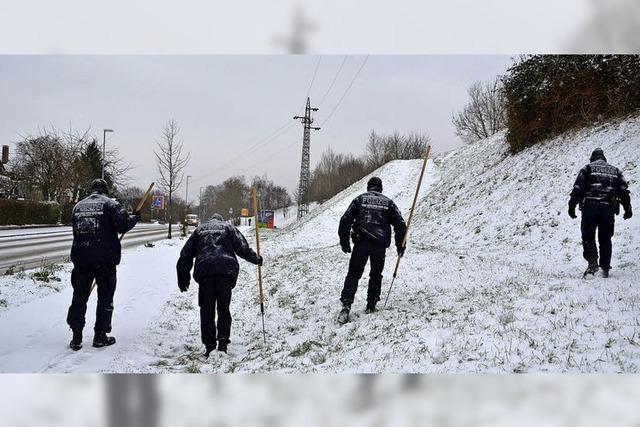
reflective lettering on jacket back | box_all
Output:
[74,201,105,235]
[588,162,618,198]
[198,223,228,251]
[361,194,389,225]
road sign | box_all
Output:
[258,210,275,229]
[152,195,165,210]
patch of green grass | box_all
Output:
[4,265,19,276]
[150,359,170,367]
[184,361,201,373]
[277,293,295,308]
[30,262,63,283]
[288,340,322,357]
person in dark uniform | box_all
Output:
[67,178,140,350]
[176,213,262,356]
[337,177,407,324]
[568,148,632,278]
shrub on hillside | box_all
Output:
[503,55,640,152]
[0,199,60,225]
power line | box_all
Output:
[320,55,369,128]
[318,55,348,107]
[233,137,302,178]
[192,120,296,185]
[305,56,322,101]
[195,56,325,189]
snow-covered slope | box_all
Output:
[413,116,639,274]
[268,159,436,254]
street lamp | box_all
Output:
[102,129,114,179]
[185,175,192,212]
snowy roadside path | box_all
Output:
[0,240,183,373]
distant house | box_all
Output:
[0,170,11,198]
[0,151,16,198]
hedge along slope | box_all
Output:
[0,200,60,225]
[503,55,640,152]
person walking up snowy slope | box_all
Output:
[337,177,406,324]
[568,148,632,278]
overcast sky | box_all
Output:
[0,55,513,202]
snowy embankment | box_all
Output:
[1,116,639,373]
[150,116,637,374]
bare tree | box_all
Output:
[452,77,507,144]
[365,130,430,169]
[154,120,190,238]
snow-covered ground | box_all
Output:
[0,115,639,373]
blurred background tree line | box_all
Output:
[308,131,431,204]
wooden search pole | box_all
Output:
[252,187,267,344]
[383,145,431,308]
[89,182,155,294]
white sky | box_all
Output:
[0,55,513,201]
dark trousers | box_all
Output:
[340,240,386,307]
[199,275,235,347]
[66,265,117,334]
[581,203,616,270]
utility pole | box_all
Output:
[102,129,114,179]
[199,186,203,219]
[293,97,320,220]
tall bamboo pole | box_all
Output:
[383,145,431,308]
[252,187,267,343]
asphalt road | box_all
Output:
[0,224,181,274]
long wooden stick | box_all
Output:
[383,145,431,308]
[252,187,267,344]
[89,182,155,294]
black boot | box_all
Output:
[601,269,610,278]
[337,305,350,324]
[583,260,599,278]
[69,331,83,351]
[217,340,228,353]
[203,342,216,358]
[92,333,116,348]
[365,302,377,314]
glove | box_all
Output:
[568,205,577,219]
[624,208,633,220]
[133,210,142,221]
[341,242,351,253]
[178,281,189,293]
[397,245,406,257]
[257,256,264,266]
